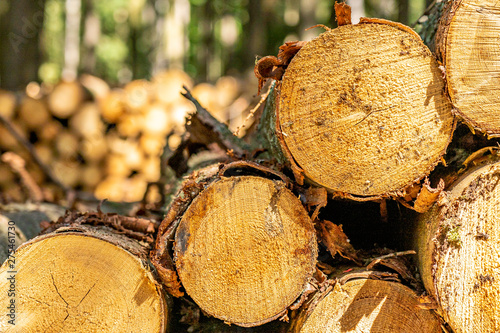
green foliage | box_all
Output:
[35,0,430,84]
[93,0,129,33]
[38,62,61,84]
[95,35,129,82]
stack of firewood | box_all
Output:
[1,1,500,332]
[0,70,256,204]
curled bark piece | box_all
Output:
[462,146,499,170]
[298,187,328,221]
[316,220,361,265]
[338,270,400,285]
[218,160,290,186]
[366,256,414,282]
[334,2,352,26]
[254,56,283,94]
[43,209,159,243]
[413,178,445,213]
[254,41,307,94]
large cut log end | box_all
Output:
[291,279,441,332]
[439,0,500,136]
[416,158,500,332]
[174,175,317,327]
[278,20,454,197]
[0,226,169,332]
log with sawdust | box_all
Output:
[420,0,500,137]
[0,220,169,332]
[151,162,318,327]
[289,277,441,333]
[255,4,455,200]
[415,156,500,333]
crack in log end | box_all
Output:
[133,278,153,307]
[77,281,97,307]
[227,176,242,196]
[51,273,69,306]
[264,207,283,237]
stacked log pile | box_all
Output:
[2,1,500,332]
[0,70,256,204]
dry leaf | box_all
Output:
[367,257,413,281]
[316,220,361,265]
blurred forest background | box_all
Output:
[0,0,434,89]
[0,0,434,204]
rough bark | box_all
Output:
[153,162,318,327]
[0,224,169,332]
[415,157,500,333]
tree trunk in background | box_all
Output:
[81,0,100,75]
[347,0,364,24]
[397,0,409,25]
[0,0,45,90]
[152,1,166,74]
[198,1,214,81]
[245,0,265,70]
[62,0,81,81]
[300,0,317,41]
[170,0,190,70]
